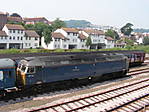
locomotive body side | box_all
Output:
[17,53,129,87]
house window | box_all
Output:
[35,43,38,46]
[13,36,15,40]
[13,30,15,33]
[29,37,31,40]
[82,45,84,48]
[63,45,66,48]
[26,37,28,40]
[9,30,12,33]
[18,30,20,33]
[21,30,23,34]
[9,36,12,40]
[21,37,23,40]
[25,43,27,46]
[73,33,77,36]
[17,36,19,40]
[29,43,31,46]
[68,32,70,35]
[55,45,57,48]
[5,37,7,40]
[1,37,3,40]
[35,37,38,40]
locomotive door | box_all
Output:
[34,66,43,84]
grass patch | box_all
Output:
[0,45,149,54]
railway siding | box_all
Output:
[12,77,149,112]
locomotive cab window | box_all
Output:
[26,67,35,74]
[0,71,3,81]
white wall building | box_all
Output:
[41,27,115,50]
[105,36,115,48]
[83,29,106,49]
[0,24,39,49]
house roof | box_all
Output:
[0,11,5,15]
[25,30,40,37]
[78,33,87,40]
[83,29,104,35]
[0,31,7,36]
[62,28,79,33]
[105,36,114,41]
[5,24,25,30]
[52,32,68,40]
[23,17,48,22]
[7,16,23,22]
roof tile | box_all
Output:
[5,24,25,30]
[25,30,39,37]
[0,31,7,36]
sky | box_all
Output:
[0,0,149,28]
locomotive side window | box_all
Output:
[21,65,26,72]
[0,71,3,81]
[27,67,35,74]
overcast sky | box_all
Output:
[0,0,148,28]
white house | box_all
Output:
[42,28,88,49]
[0,24,39,49]
[42,32,69,49]
[83,29,106,49]
[105,36,115,48]
[0,31,8,49]
[41,27,116,50]
[25,30,40,48]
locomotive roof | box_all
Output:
[19,53,126,67]
[0,58,15,68]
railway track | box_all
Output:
[26,77,149,112]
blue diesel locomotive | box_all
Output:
[17,53,129,88]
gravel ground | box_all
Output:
[0,71,148,112]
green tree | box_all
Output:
[124,38,134,46]
[7,21,25,26]
[143,36,149,45]
[24,24,35,30]
[51,18,66,31]
[105,29,119,40]
[43,28,53,44]
[86,36,92,48]
[121,23,133,36]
